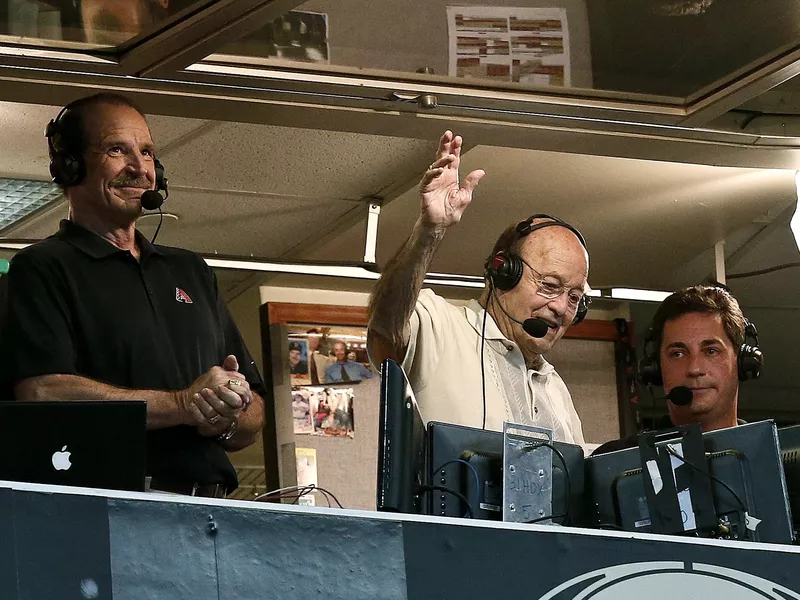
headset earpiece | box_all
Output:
[46,107,85,188]
[485,251,523,291]
[638,325,662,387]
[572,295,590,325]
[153,158,166,193]
[738,318,762,381]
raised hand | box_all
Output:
[418,130,485,229]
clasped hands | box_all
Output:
[181,354,253,438]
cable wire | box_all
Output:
[664,444,749,519]
[480,289,490,430]
[433,459,482,516]
[254,484,343,508]
[254,484,314,502]
[150,206,164,245]
[727,262,800,279]
[525,513,566,525]
[417,485,474,518]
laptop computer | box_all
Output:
[0,401,147,492]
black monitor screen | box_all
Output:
[426,421,587,525]
[375,358,427,514]
[586,420,794,544]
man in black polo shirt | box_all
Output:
[0,93,266,497]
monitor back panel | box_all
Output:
[586,420,793,544]
[0,401,146,492]
[427,421,586,525]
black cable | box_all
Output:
[525,513,566,525]
[522,441,571,526]
[417,485,474,518]
[315,486,344,509]
[664,445,749,517]
[727,262,800,280]
[433,459,481,516]
[150,206,164,245]
[480,287,491,430]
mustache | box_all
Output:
[110,176,151,188]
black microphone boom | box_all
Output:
[140,190,164,211]
[489,285,550,339]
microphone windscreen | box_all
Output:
[140,190,164,211]
[522,318,549,338]
[667,386,693,406]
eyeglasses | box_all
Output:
[519,257,589,312]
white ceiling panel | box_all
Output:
[9,187,362,258]
[161,121,432,199]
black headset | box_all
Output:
[639,314,763,387]
[484,213,591,325]
[45,99,168,193]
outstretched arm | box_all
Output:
[368,130,484,364]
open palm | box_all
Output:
[419,131,485,229]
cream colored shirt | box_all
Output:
[385,288,585,446]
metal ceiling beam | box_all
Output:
[681,45,800,128]
[0,63,798,170]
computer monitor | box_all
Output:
[426,421,587,525]
[586,420,794,544]
[375,358,427,514]
[777,423,800,536]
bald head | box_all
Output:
[520,223,589,278]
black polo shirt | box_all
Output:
[0,220,266,491]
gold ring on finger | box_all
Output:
[208,414,221,425]
[228,379,243,387]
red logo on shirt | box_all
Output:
[175,288,193,304]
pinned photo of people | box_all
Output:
[291,388,313,434]
[286,325,373,385]
[292,386,355,438]
[288,338,310,385]
[324,339,373,383]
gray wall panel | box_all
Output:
[213,507,407,599]
[108,498,218,600]
[13,491,111,600]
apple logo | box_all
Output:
[51,445,72,471]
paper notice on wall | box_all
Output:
[296,447,318,489]
[447,6,570,87]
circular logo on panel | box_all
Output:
[538,561,800,600]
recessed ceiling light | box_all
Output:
[0,178,63,232]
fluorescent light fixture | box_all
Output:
[791,171,800,253]
[0,179,63,232]
[204,258,381,280]
[609,288,672,302]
